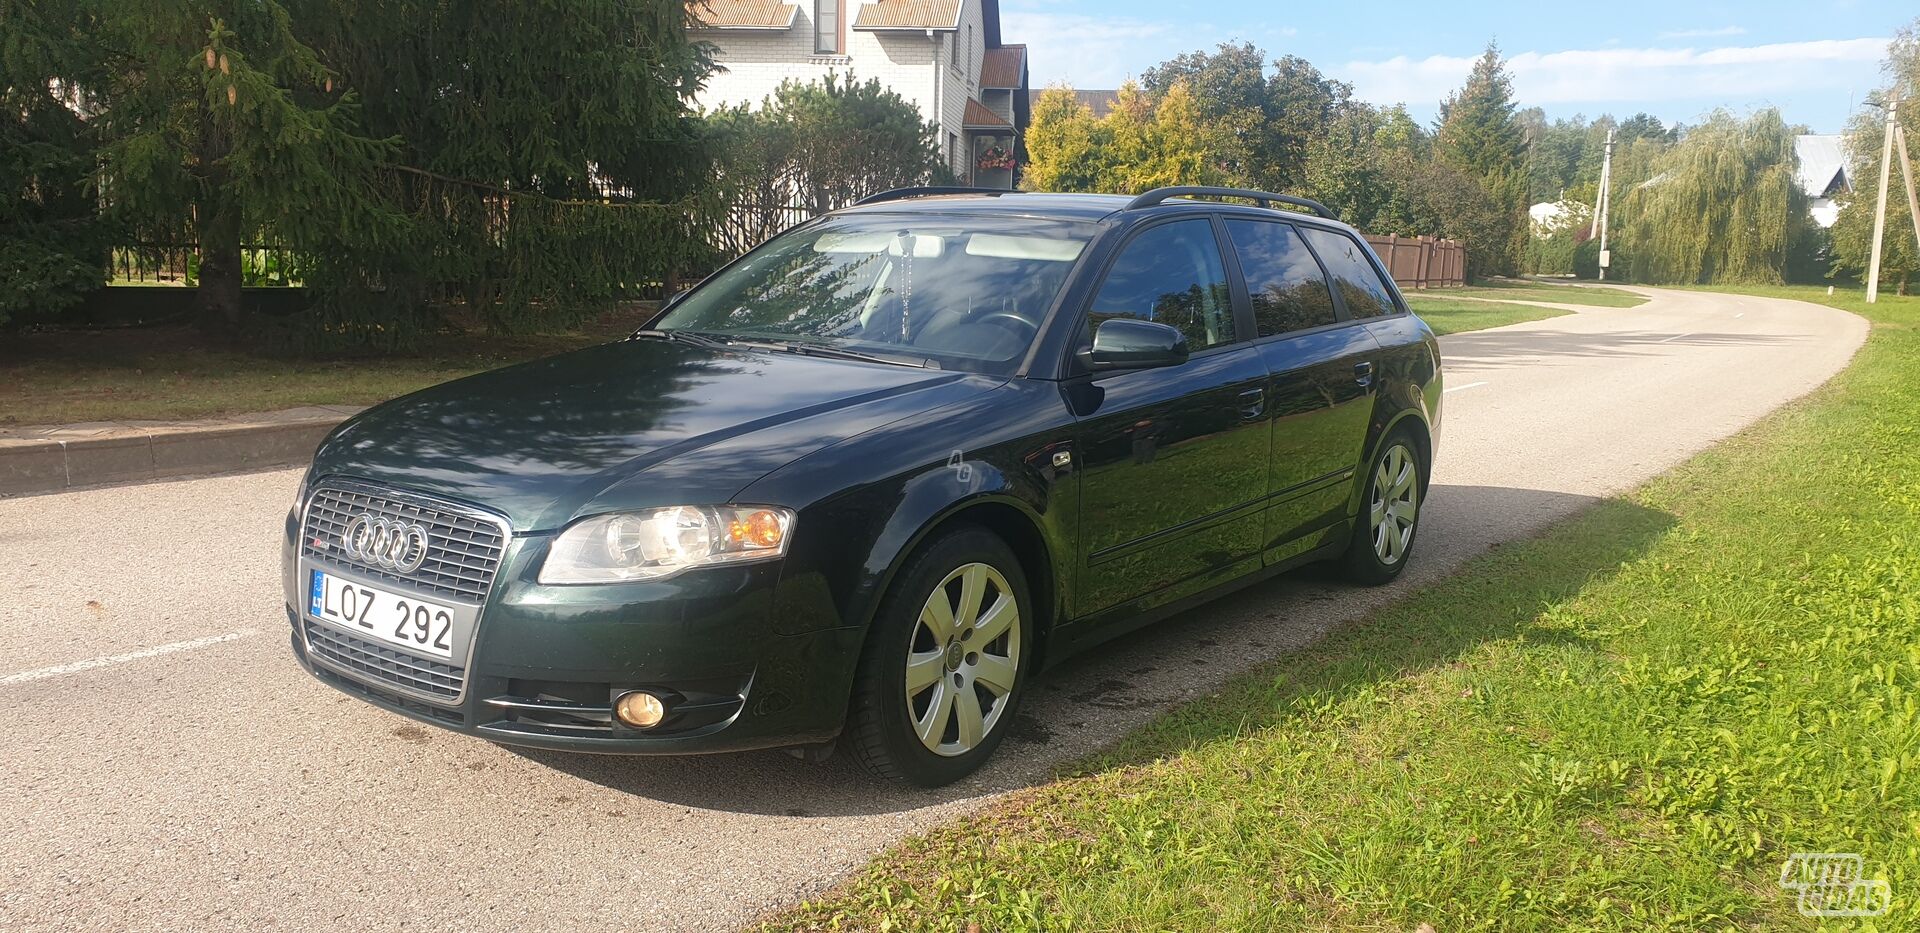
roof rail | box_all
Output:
[853,186,1012,206]
[1125,185,1338,221]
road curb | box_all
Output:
[0,406,363,497]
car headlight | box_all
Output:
[538,505,795,584]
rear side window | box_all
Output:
[1086,219,1236,350]
[1224,219,1338,336]
[1301,227,1398,319]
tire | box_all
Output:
[1337,430,1425,586]
[844,526,1033,786]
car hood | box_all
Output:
[311,338,991,531]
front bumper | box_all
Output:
[286,514,864,755]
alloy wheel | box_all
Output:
[1370,442,1419,565]
[904,562,1022,757]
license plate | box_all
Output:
[308,570,456,659]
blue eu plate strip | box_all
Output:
[309,570,325,616]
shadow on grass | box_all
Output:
[1079,496,1677,772]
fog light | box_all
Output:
[614,691,666,729]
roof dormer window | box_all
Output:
[814,0,841,55]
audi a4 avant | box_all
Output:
[285,186,1442,786]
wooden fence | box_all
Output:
[1362,233,1465,289]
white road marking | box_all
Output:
[0,629,258,686]
[1444,381,1489,394]
[1657,332,1694,343]
[1735,312,1746,319]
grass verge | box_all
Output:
[1407,296,1571,335]
[768,285,1916,931]
[0,312,645,426]
[1451,281,1649,307]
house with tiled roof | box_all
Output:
[692,0,1029,188]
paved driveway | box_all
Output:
[0,287,1867,931]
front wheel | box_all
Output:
[844,527,1032,786]
[1338,431,1424,585]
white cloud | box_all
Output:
[1339,38,1889,110]
[1006,10,1299,88]
[1658,26,1748,39]
[1003,12,1177,87]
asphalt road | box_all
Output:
[0,287,1868,932]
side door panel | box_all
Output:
[1217,217,1381,564]
[1253,326,1380,559]
[1071,347,1271,614]
[1066,216,1270,618]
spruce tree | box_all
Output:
[1434,43,1528,275]
[89,0,396,336]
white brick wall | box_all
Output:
[691,0,991,175]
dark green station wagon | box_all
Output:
[285,186,1442,785]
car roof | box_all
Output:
[831,190,1359,234]
[834,191,1136,222]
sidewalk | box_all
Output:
[0,405,362,497]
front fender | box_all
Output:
[743,380,1078,642]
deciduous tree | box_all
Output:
[1829,17,1919,293]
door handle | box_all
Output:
[1354,361,1375,387]
[1238,387,1266,420]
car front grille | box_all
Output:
[305,621,466,700]
[300,481,508,602]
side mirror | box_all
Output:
[1082,318,1190,371]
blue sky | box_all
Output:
[1006,0,1910,133]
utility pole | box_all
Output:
[1895,117,1920,268]
[1594,128,1614,281]
[1866,97,1897,304]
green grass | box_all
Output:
[1407,296,1571,335]
[769,285,1918,932]
[1449,281,1649,308]
[0,312,646,426]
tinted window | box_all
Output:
[1301,227,1398,319]
[1224,220,1338,336]
[1087,219,1235,350]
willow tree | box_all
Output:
[1613,109,1804,285]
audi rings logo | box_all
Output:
[340,514,431,573]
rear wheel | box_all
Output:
[1338,431,1423,585]
[844,527,1032,786]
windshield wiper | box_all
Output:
[637,329,936,369]
[776,341,938,370]
[633,329,734,350]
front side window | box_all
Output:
[813,0,839,54]
[1224,219,1338,336]
[656,215,1092,374]
[1085,219,1235,351]
[1301,227,1399,319]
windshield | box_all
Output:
[654,214,1094,373]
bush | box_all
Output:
[705,73,948,256]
